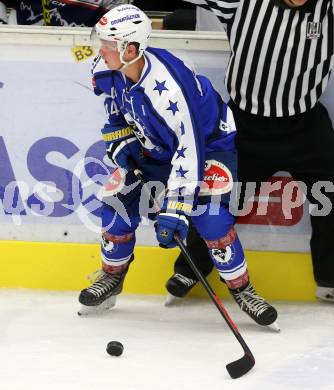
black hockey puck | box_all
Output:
[106,341,124,356]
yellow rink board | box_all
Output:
[0,240,316,301]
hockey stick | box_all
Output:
[132,168,255,379]
[173,236,255,379]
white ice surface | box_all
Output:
[0,290,334,390]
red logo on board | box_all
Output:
[237,176,304,226]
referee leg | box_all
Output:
[173,223,214,279]
[290,102,334,288]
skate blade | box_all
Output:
[268,321,280,332]
[78,295,117,316]
[164,293,182,306]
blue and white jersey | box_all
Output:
[93,47,236,198]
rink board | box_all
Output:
[0,240,316,301]
[1,26,334,252]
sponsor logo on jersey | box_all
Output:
[102,126,134,142]
[199,160,233,196]
[166,201,192,214]
[100,168,125,197]
[307,21,321,39]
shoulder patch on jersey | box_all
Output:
[199,160,233,196]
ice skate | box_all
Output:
[315,286,334,303]
[165,273,197,306]
[78,295,117,316]
[78,265,129,316]
[229,282,280,331]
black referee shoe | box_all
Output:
[165,273,198,298]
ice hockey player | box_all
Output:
[78,4,279,329]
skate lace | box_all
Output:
[234,286,270,317]
[86,270,122,298]
[174,273,197,287]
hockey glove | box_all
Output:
[102,123,141,171]
[155,199,191,248]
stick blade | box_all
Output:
[226,352,255,379]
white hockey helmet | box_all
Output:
[94,5,152,67]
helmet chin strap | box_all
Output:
[118,50,144,70]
